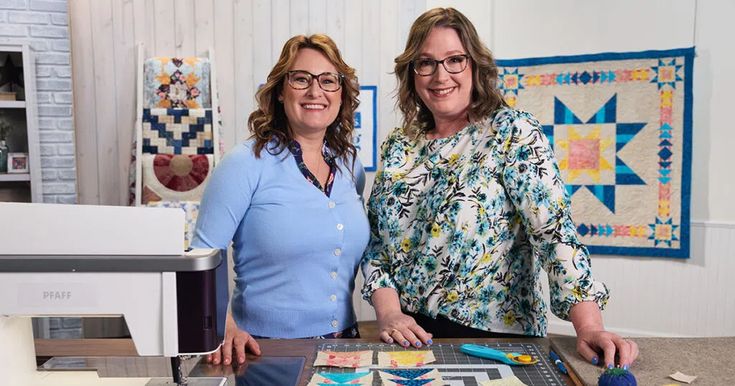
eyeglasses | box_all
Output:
[286,70,343,92]
[412,54,470,76]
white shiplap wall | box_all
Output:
[70,0,427,205]
[69,0,735,337]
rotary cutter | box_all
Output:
[459,344,539,365]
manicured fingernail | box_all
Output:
[415,342,422,347]
[427,339,433,345]
[403,340,410,346]
[623,364,629,370]
[607,363,614,369]
[591,356,598,365]
[386,338,393,344]
[213,359,219,365]
[239,357,245,363]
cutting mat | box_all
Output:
[314,342,569,385]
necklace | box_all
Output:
[306,151,326,186]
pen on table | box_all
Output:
[549,350,569,375]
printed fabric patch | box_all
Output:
[377,351,436,368]
[144,56,211,108]
[141,154,212,203]
[378,368,443,386]
[307,371,373,385]
[314,350,373,368]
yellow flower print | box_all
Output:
[478,206,486,217]
[480,253,491,265]
[185,72,201,88]
[503,311,516,326]
[392,172,405,181]
[446,290,459,302]
[431,223,441,238]
[571,285,584,300]
[400,238,411,253]
[156,72,171,86]
[185,99,201,109]
[448,153,459,164]
[183,57,200,67]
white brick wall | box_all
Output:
[0,0,76,204]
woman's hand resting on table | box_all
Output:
[205,312,261,366]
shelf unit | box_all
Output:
[0,43,42,203]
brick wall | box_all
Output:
[1,0,79,338]
[0,0,76,204]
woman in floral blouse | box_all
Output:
[361,7,638,370]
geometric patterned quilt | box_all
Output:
[144,56,211,109]
[142,108,214,155]
[497,48,694,257]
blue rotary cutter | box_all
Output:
[460,344,539,365]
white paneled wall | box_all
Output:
[69,0,735,337]
[70,0,427,205]
[545,221,735,337]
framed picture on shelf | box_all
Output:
[8,152,28,173]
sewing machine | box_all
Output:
[0,203,229,385]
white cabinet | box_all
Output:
[0,43,42,202]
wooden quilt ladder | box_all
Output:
[131,44,223,248]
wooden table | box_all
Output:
[37,338,576,385]
[551,336,735,386]
[37,336,735,385]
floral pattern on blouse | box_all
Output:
[288,140,336,196]
[361,108,609,337]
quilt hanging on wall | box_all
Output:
[497,47,694,258]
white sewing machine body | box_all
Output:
[0,203,228,386]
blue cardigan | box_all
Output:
[192,140,370,338]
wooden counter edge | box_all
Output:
[35,338,138,357]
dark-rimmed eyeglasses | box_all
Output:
[286,70,343,92]
[412,54,470,76]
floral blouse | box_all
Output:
[361,108,609,337]
[288,140,336,196]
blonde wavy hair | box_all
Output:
[395,7,508,137]
[249,34,359,170]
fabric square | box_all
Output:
[497,47,694,257]
[141,154,212,203]
[378,369,440,380]
[307,371,373,385]
[378,368,443,385]
[142,108,214,155]
[314,351,373,368]
[381,378,443,386]
[377,351,436,368]
[144,57,211,108]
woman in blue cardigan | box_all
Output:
[192,34,369,366]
